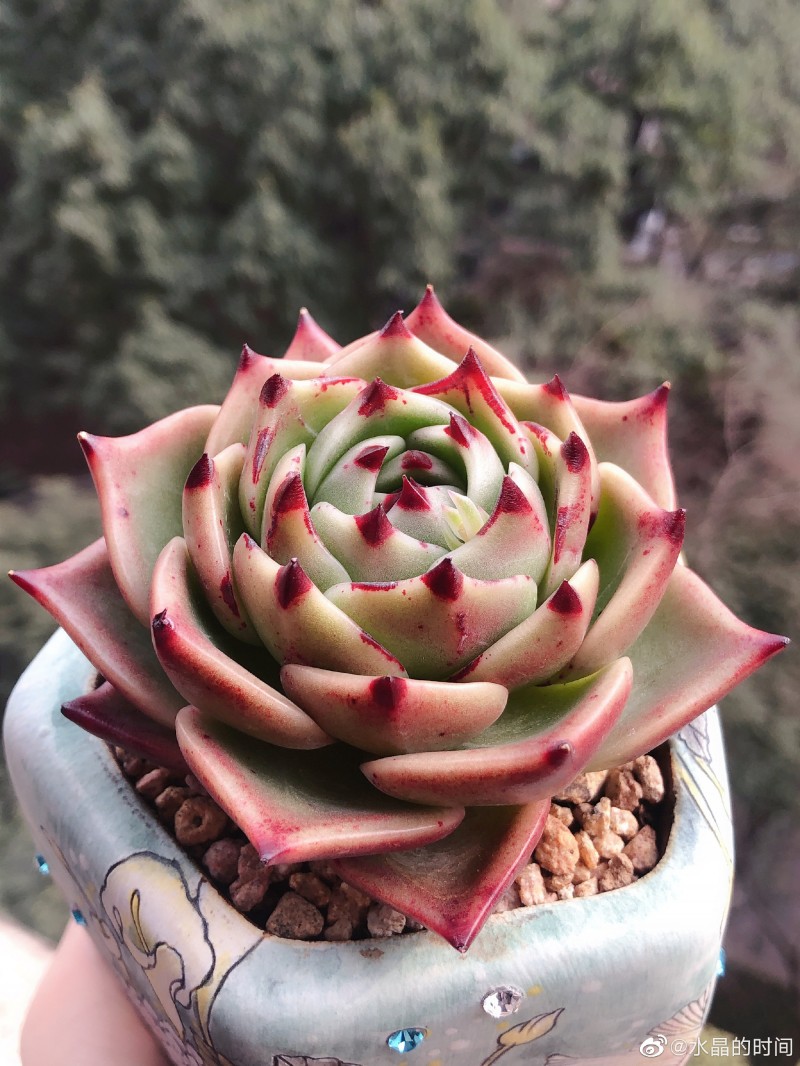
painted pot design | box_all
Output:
[5,629,732,1066]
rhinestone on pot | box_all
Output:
[482,985,525,1018]
[34,854,49,875]
[386,1028,427,1053]
[71,908,87,926]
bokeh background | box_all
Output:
[1,1,798,1059]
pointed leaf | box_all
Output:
[11,538,183,726]
[313,435,406,514]
[408,415,506,514]
[62,682,188,773]
[541,432,593,597]
[375,448,461,491]
[322,310,458,387]
[232,534,406,676]
[326,560,538,680]
[263,471,350,591]
[589,566,789,768]
[406,285,527,382]
[281,666,508,755]
[456,560,599,687]
[80,405,218,625]
[383,476,463,548]
[363,659,633,806]
[151,537,330,747]
[283,307,342,362]
[176,708,464,863]
[335,801,549,951]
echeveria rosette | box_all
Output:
[11,287,787,952]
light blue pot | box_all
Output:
[5,629,733,1066]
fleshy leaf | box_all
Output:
[325,560,538,680]
[541,432,593,597]
[565,463,685,676]
[363,659,633,806]
[407,415,506,515]
[383,477,465,548]
[573,384,677,509]
[10,538,183,726]
[310,502,447,582]
[62,682,188,772]
[182,444,259,643]
[151,537,331,748]
[313,436,406,514]
[322,311,458,388]
[375,448,462,491]
[232,534,407,676]
[280,666,508,755]
[405,285,527,382]
[456,559,599,687]
[335,801,549,951]
[282,308,342,362]
[176,707,464,863]
[80,405,218,625]
[588,566,789,768]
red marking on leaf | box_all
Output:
[416,348,516,434]
[351,581,397,592]
[421,558,464,601]
[553,505,571,564]
[561,432,588,473]
[239,343,258,370]
[548,581,582,616]
[522,421,553,455]
[444,412,474,448]
[401,451,433,471]
[276,559,313,608]
[117,506,129,518]
[354,444,390,472]
[358,378,399,417]
[185,453,214,490]
[220,573,240,617]
[545,741,574,768]
[273,472,307,514]
[355,506,394,547]
[369,675,407,711]
[252,427,273,482]
[381,491,400,512]
[151,609,175,640]
[395,476,431,512]
[379,310,413,339]
[542,374,568,399]
[260,374,290,408]
[455,610,468,655]
[661,508,686,545]
[491,476,533,518]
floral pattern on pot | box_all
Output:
[10,287,787,949]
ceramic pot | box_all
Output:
[5,629,733,1066]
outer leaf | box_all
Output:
[541,432,593,597]
[282,308,342,362]
[80,405,218,625]
[62,682,188,772]
[151,537,330,748]
[313,435,406,514]
[176,708,464,863]
[362,659,633,806]
[322,311,458,387]
[407,415,506,515]
[588,566,789,768]
[280,666,508,755]
[10,538,183,726]
[335,801,549,951]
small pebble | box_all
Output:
[493,882,522,912]
[556,884,575,900]
[534,815,579,876]
[122,754,151,778]
[266,892,324,939]
[598,854,635,892]
[154,786,191,819]
[553,771,608,805]
[324,917,355,941]
[202,838,241,885]
[593,829,625,860]
[367,903,406,937]
[604,769,643,812]
[549,803,574,827]
[327,883,371,926]
[623,825,660,874]
[609,807,639,840]
[633,755,665,803]
[135,767,174,800]
[174,796,229,846]
[572,863,593,884]
[289,872,332,908]
[574,878,599,898]
[544,871,573,892]
[230,872,271,912]
[574,830,600,870]
[516,863,547,906]
[577,797,612,836]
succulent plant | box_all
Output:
[11,287,787,950]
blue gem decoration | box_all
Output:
[716,948,726,977]
[387,1028,427,1053]
[34,854,50,875]
[71,908,87,926]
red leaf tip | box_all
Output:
[543,374,568,400]
[379,310,412,340]
[355,505,394,546]
[354,444,389,472]
[421,557,464,601]
[445,411,475,448]
[260,373,290,408]
[548,581,582,615]
[239,343,258,370]
[358,378,400,417]
[151,609,175,639]
[561,431,589,472]
[185,453,214,490]
[396,476,431,512]
[276,558,313,608]
[369,675,407,711]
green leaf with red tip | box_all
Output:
[151,537,330,748]
[573,384,677,510]
[310,501,447,582]
[303,380,454,499]
[456,559,599,688]
[322,311,459,387]
[448,468,550,581]
[312,435,405,514]
[565,463,685,677]
[383,477,462,548]
[231,534,407,676]
[413,350,537,475]
[176,707,465,864]
[280,666,508,755]
[406,285,527,383]
[325,560,538,680]
[407,417,506,515]
[334,801,549,951]
[62,682,188,773]
[80,405,218,625]
[362,659,632,807]
[10,538,183,727]
[589,566,789,769]
[182,443,259,644]
[205,345,326,456]
[541,432,593,597]
[375,448,462,492]
[283,308,342,362]
[239,375,316,537]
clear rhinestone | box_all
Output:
[386,1028,427,1053]
[716,948,726,977]
[482,985,525,1018]
[71,908,87,926]
[34,854,50,875]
